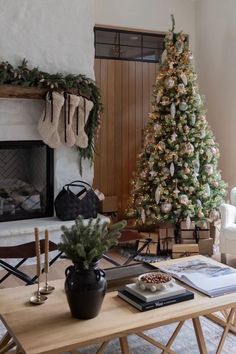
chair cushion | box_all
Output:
[221,225,236,241]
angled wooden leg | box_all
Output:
[192,317,208,354]
[137,333,175,354]
[0,340,16,354]
[216,308,235,354]
[96,341,110,354]
[162,321,185,354]
[0,333,12,350]
[119,337,130,354]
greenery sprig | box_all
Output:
[58,216,127,269]
[0,59,103,170]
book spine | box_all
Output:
[141,293,193,311]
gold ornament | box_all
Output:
[180,72,188,86]
[198,210,204,218]
[157,141,166,151]
[184,167,191,175]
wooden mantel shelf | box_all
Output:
[0,85,78,99]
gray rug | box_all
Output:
[1,316,236,353]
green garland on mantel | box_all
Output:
[0,59,102,172]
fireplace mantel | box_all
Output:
[0,85,80,100]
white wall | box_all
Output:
[0,0,95,194]
[196,0,236,191]
[95,0,196,52]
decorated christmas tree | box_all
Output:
[127,17,227,232]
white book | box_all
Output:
[124,282,186,302]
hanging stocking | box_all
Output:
[38,91,64,148]
[58,94,81,147]
[73,97,94,148]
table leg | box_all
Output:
[192,317,208,354]
[216,308,235,354]
[119,337,130,354]
[96,341,110,354]
[162,321,185,354]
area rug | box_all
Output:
[1,316,235,353]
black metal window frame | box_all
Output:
[94,27,165,63]
[0,140,54,222]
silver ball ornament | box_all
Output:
[179,102,188,111]
[161,202,172,213]
[179,194,189,205]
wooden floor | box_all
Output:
[1,247,236,289]
[0,249,128,289]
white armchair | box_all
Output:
[220,187,236,263]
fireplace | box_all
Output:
[0,140,54,222]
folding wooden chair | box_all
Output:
[0,240,62,285]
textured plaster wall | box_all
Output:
[95,0,196,53]
[195,0,236,192]
[0,0,95,194]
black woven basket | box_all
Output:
[54,181,100,221]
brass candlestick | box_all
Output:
[40,229,55,295]
[30,228,47,305]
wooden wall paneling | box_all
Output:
[142,62,150,129]
[135,62,143,153]
[94,59,101,189]
[115,61,123,217]
[106,60,115,197]
[149,63,156,113]
[128,61,136,202]
[100,60,108,196]
[121,61,129,217]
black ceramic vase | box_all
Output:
[65,262,107,319]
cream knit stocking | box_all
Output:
[38,91,64,148]
[59,94,81,147]
[73,98,94,148]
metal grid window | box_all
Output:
[95,27,165,63]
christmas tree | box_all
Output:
[127,16,227,231]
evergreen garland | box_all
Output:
[0,59,102,169]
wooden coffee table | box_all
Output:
[0,256,236,354]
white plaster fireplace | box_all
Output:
[0,0,104,252]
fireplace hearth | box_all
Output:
[0,141,54,222]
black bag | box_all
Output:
[54,180,100,221]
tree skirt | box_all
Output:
[1,317,235,353]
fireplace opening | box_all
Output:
[0,141,54,222]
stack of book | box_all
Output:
[117,282,194,311]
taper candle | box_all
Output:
[45,229,49,274]
[34,227,41,277]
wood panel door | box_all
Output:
[94,59,159,218]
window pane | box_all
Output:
[95,44,120,58]
[95,30,119,45]
[143,35,164,49]
[120,46,142,60]
[120,32,141,46]
[143,48,161,62]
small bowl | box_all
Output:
[136,272,175,292]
